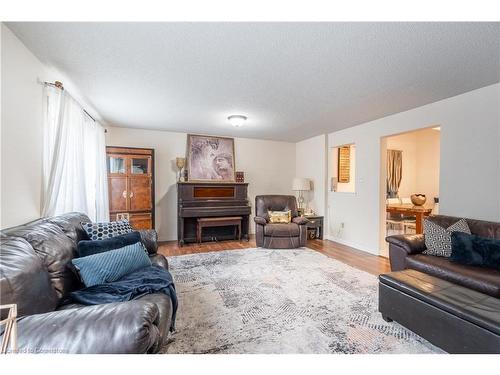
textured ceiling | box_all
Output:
[7,22,500,142]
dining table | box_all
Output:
[386,203,433,234]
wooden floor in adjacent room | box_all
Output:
[158,237,390,276]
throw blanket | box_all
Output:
[70,265,178,331]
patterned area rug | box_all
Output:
[162,248,442,354]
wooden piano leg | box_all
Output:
[197,223,202,244]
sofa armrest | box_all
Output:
[386,234,426,272]
[254,216,267,225]
[385,234,426,254]
[149,254,169,270]
[10,301,161,354]
[139,229,158,255]
[292,216,309,225]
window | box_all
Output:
[332,144,356,193]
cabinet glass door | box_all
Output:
[131,157,150,175]
[107,155,126,174]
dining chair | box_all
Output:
[399,197,417,232]
[386,198,404,233]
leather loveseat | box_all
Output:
[254,195,308,249]
[385,214,500,298]
[0,212,173,354]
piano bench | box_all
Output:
[196,216,243,244]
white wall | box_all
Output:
[1,23,102,228]
[295,134,327,216]
[327,83,500,255]
[106,126,296,241]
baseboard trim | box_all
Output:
[324,235,379,256]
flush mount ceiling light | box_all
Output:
[228,115,247,127]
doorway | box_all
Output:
[379,127,441,257]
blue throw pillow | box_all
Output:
[72,242,152,287]
[78,231,142,257]
[450,232,500,270]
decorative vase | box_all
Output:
[411,194,426,206]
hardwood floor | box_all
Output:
[158,236,390,276]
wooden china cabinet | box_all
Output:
[106,146,155,230]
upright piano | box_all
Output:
[177,182,251,246]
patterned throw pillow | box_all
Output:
[81,220,133,241]
[72,242,151,287]
[268,210,292,224]
[423,218,471,257]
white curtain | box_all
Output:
[42,85,109,221]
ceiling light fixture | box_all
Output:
[228,115,247,127]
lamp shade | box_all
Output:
[292,177,311,191]
[176,157,186,169]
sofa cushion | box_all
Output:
[78,231,142,257]
[264,223,300,237]
[451,232,500,270]
[72,243,152,287]
[379,269,500,336]
[0,237,59,317]
[2,221,81,300]
[406,254,500,298]
[423,218,471,257]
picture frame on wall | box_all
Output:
[187,134,236,182]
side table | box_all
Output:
[304,215,324,240]
[1,304,17,354]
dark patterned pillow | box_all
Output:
[423,218,471,257]
[78,231,142,257]
[81,220,133,241]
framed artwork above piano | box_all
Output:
[177,181,251,246]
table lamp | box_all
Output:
[176,157,186,182]
[292,177,311,213]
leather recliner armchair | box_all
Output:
[254,195,308,249]
[0,212,172,354]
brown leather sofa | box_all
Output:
[0,212,172,354]
[385,214,500,297]
[382,214,500,353]
[254,195,308,248]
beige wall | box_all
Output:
[105,126,296,241]
[331,145,356,193]
[415,129,441,201]
[385,128,440,201]
[386,133,418,198]
[1,24,44,227]
[295,135,327,216]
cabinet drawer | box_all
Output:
[129,213,152,230]
[110,212,152,230]
[307,219,322,228]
